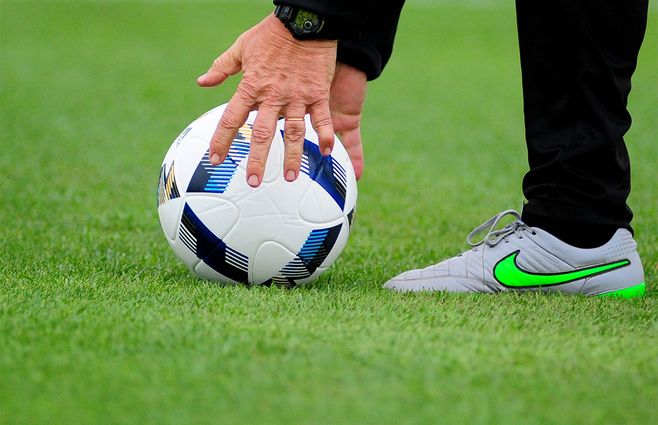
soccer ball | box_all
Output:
[157,104,357,286]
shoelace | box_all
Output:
[466,209,535,248]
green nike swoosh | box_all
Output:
[493,250,630,288]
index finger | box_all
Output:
[209,93,254,165]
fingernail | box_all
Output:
[248,174,259,187]
[323,147,331,156]
[210,153,220,164]
[285,170,296,181]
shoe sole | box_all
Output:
[597,282,646,299]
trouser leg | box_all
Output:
[516,0,649,247]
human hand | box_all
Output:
[197,14,337,187]
[330,62,367,180]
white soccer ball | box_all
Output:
[157,104,357,286]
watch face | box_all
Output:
[293,10,322,33]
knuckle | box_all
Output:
[314,116,333,129]
[251,127,273,144]
[263,86,286,106]
[284,126,305,143]
[247,158,265,171]
[314,87,330,97]
[219,110,240,129]
[236,81,257,100]
[305,87,329,103]
[285,150,302,165]
[209,136,223,147]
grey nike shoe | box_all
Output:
[383,210,645,298]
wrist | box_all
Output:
[273,4,357,41]
[266,14,336,49]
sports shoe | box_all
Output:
[383,210,645,298]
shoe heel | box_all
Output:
[598,282,646,299]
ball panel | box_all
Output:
[186,148,247,195]
[320,217,350,268]
[341,160,357,217]
[294,136,348,211]
[194,260,242,285]
[161,123,194,167]
[178,203,249,283]
[173,136,212,195]
[158,197,185,241]
[185,195,239,240]
[222,171,316,258]
[184,105,226,142]
[289,223,343,274]
[157,161,182,207]
[346,207,356,230]
[252,240,297,284]
[326,135,357,216]
[169,238,201,271]
[301,116,358,216]
[298,181,345,224]
[293,266,327,286]
[259,223,344,286]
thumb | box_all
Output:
[197,39,243,87]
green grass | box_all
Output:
[1,1,657,424]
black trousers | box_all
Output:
[516,0,649,247]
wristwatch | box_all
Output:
[274,5,334,40]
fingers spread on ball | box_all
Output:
[283,108,306,182]
[309,101,334,156]
[247,105,279,187]
[210,94,253,165]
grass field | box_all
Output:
[1,1,657,424]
